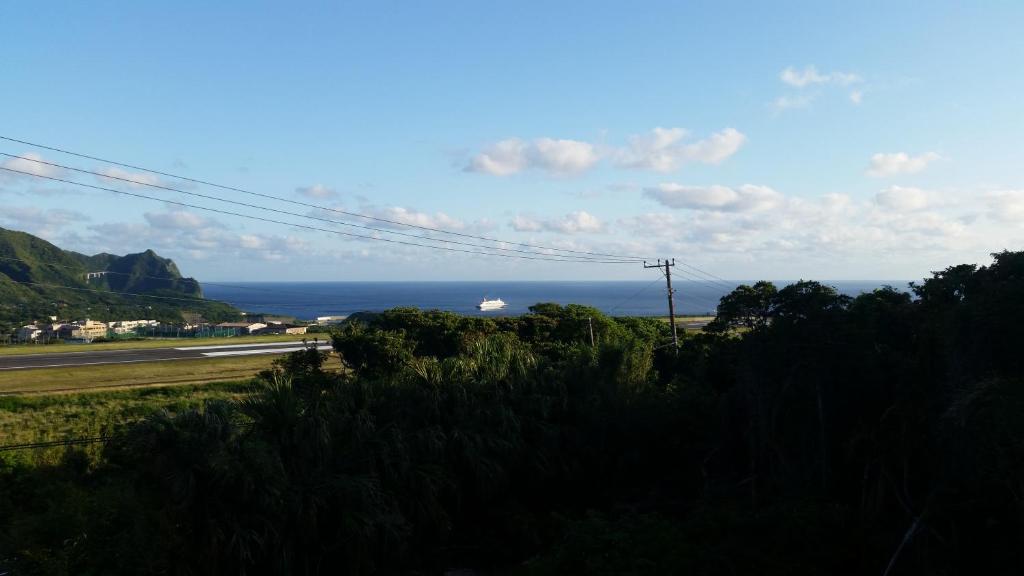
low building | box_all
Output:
[17,325,42,342]
[40,323,67,341]
[244,314,295,325]
[253,324,308,336]
[215,322,267,335]
[60,319,109,342]
[316,315,348,325]
[108,319,159,334]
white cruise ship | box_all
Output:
[477,298,506,311]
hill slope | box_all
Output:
[0,226,239,330]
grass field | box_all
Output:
[0,332,321,356]
[657,316,715,333]
[0,354,334,395]
[664,315,716,323]
[0,381,253,466]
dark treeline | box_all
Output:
[3,252,1024,574]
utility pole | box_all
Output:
[644,258,678,349]
[587,317,595,347]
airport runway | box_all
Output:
[0,340,334,371]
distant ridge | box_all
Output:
[0,226,238,329]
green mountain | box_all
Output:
[87,249,204,297]
[0,226,239,330]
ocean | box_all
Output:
[201,280,910,320]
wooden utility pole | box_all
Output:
[644,258,679,349]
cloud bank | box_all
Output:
[867,152,941,177]
[466,127,745,176]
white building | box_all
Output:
[215,322,268,335]
[60,319,109,342]
[316,315,348,325]
[108,319,159,334]
[17,325,42,342]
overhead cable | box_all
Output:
[0,167,638,264]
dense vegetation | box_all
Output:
[3,251,1024,574]
[0,226,239,331]
[0,382,251,466]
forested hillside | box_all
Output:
[3,251,1024,574]
[0,226,238,329]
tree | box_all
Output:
[331,321,415,379]
[706,280,778,332]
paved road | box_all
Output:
[0,341,334,371]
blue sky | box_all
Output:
[2,1,1022,282]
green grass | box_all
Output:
[660,315,716,323]
[0,354,316,395]
[0,381,252,467]
[656,316,716,333]
[0,332,320,356]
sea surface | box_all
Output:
[202,280,910,320]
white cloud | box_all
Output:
[510,211,606,234]
[531,138,600,174]
[467,127,743,176]
[875,186,929,211]
[866,152,941,177]
[308,202,496,237]
[985,190,1024,223]
[361,206,467,230]
[144,209,210,230]
[770,94,815,111]
[0,206,86,239]
[616,127,746,172]
[619,184,985,268]
[510,215,543,232]
[780,65,828,88]
[83,218,313,264]
[97,166,164,188]
[830,72,863,86]
[296,184,337,199]
[644,183,783,212]
[780,65,862,88]
[0,152,65,179]
[774,66,864,112]
[466,138,598,176]
[465,138,529,176]
[237,234,266,249]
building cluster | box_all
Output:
[213,321,308,336]
[16,318,160,343]
[11,313,320,344]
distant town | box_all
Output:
[5,314,350,345]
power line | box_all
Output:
[4,277,399,312]
[651,262,737,300]
[7,280,228,304]
[1,252,719,312]
[0,167,638,265]
[606,277,664,314]
[0,255,722,314]
[672,289,722,313]
[2,137,738,280]
[0,135,652,261]
[3,272,720,317]
[673,260,735,290]
[0,255,336,300]
[1,153,637,264]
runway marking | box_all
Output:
[0,344,331,370]
[200,344,332,357]
[175,340,323,351]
